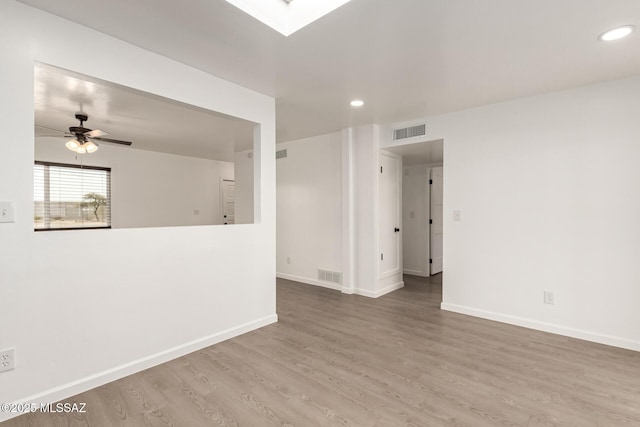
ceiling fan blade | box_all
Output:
[84,129,108,138]
[35,132,75,138]
[35,124,66,133]
[92,137,133,146]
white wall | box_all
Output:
[383,75,640,352]
[0,2,275,421]
[402,164,430,276]
[36,139,234,228]
[276,132,343,289]
[275,128,403,298]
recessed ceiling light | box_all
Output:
[350,100,364,107]
[599,25,635,41]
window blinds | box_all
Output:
[34,161,111,230]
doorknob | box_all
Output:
[394,227,400,232]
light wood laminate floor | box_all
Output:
[5,275,640,426]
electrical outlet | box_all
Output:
[543,291,555,305]
[0,348,15,372]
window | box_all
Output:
[34,161,111,231]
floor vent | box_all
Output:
[393,124,426,140]
[318,269,342,284]
[276,149,288,159]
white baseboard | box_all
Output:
[355,281,404,298]
[276,272,342,291]
[441,302,640,353]
[275,273,404,299]
[403,269,430,277]
[1,314,278,423]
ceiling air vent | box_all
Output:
[276,149,288,160]
[393,124,426,141]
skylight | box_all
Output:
[225,0,352,36]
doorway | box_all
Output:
[385,139,443,278]
[220,179,235,224]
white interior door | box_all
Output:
[379,152,401,278]
[221,179,235,224]
[430,167,443,274]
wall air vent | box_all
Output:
[276,149,288,159]
[318,269,342,284]
[393,124,426,141]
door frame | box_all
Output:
[429,166,443,275]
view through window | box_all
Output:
[34,161,111,230]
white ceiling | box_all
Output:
[34,64,255,162]
[19,0,640,143]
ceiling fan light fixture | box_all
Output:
[55,113,132,153]
[65,139,80,151]
[84,141,98,153]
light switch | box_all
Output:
[453,210,462,222]
[0,201,15,223]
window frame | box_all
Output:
[34,160,112,232]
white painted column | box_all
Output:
[341,127,355,294]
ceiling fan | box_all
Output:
[36,112,133,154]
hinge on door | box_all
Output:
[429,219,433,225]
[429,258,433,264]
[380,166,383,173]
[429,179,433,184]
[381,253,384,260]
